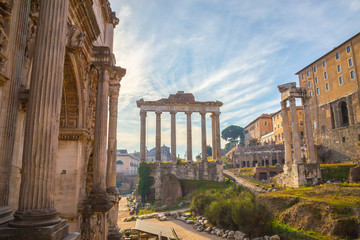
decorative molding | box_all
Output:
[59,128,89,141]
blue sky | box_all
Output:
[109,0,360,157]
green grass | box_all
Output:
[320,164,356,181]
[272,221,334,240]
[137,208,155,215]
[180,179,234,194]
[264,184,360,208]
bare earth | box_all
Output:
[117,197,223,240]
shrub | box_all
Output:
[138,163,152,202]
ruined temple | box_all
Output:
[0,1,125,239]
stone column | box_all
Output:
[333,104,341,128]
[200,111,207,162]
[214,112,222,163]
[3,0,71,237]
[0,0,30,226]
[186,111,192,162]
[347,96,355,125]
[211,114,217,160]
[170,111,177,162]
[106,79,120,193]
[140,110,147,163]
[289,97,301,164]
[302,97,316,164]
[106,71,123,240]
[155,111,162,162]
[89,65,112,211]
[281,101,292,166]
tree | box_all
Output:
[138,162,152,202]
[221,125,245,146]
[225,142,236,151]
[207,145,212,156]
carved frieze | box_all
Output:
[58,128,89,141]
[25,0,39,60]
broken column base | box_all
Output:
[278,163,321,188]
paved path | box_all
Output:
[117,198,222,240]
[223,170,264,193]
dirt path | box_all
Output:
[117,197,223,240]
[223,169,264,193]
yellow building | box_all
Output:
[245,114,273,145]
[296,32,360,162]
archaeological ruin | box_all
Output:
[136,91,224,202]
[0,1,125,239]
[276,83,321,187]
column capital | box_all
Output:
[185,111,192,116]
[140,110,147,117]
[109,82,120,98]
[212,111,221,116]
[155,111,162,116]
[281,100,287,109]
[289,97,296,104]
[199,110,206,116]
[170,111,177,115]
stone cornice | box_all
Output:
[59,129,90,141]
[137,99,223,108]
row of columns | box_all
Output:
[140,111,222,163]
[281,96,316,166]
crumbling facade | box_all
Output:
[0,1,125,239]
[277,83,321,188]
[137,91,224,202]
[296,33,360,162]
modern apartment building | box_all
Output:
[296,32,360,161]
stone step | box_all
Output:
[63,232,81,240]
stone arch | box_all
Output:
[60,53,83,128]
[339,101,349,127]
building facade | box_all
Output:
[244,114,273,145]
[296,33,360,162]
[0,1,125,239]
[147,145,171,162]
[116,149,140,176]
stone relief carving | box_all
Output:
[67,23,86,51]
[0,0,13,76]
[25,0,39,60]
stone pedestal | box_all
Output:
[107,193,121,240]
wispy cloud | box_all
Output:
[109,0,360,156]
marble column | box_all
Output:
[200,111,207,162]
[211,114,217,160]
[6,0,69,233]
[89,65,112,212]
[155,111,162,162]
[170,111,177,162]
[214,112,222,163]
[186,111,192,162]
[106,80,120,193]
[302,98,316,164]
[281,101,292,166]
[0,0,30,225]
[140,111,147,163]
[289,97,301,164]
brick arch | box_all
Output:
[60,53,80,128]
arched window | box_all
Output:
[340,101,349,126]
[116,160,124,165]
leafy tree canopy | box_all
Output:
[221,125,245,146]
[138,162,152,202]
[207,145,212,156]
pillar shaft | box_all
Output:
[170,111,176,162]
[302,98,316,164]
[93,68,110,192]
[0,0,30,219]
[200,112,207,162]
[155,112,162,162]
[186,112,192,162]
[12,0,69,226]
[215,113,222,162]
[106,81,120,190]
[140,111,146,163]
[289,97,301,164]
[211,114,217,160]
[281,101,292,166]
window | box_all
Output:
[307,70,310,76]
[335,52,340,60]
[316,87,320,95]
[348,58,353,67]
[325,82,329,91]
[308,81,311,88]
[346,45,351,53]
[315,77,318,84]
[301,73,304,79]
[322,60,326,67]
[309,91,313,97]
[314,65,317,72]
[265,121,267,126]
[337,64,341,73]
[313,121,317,129]
[350,70,355,79]
[339,76,343,84]
[324,72,328,79]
